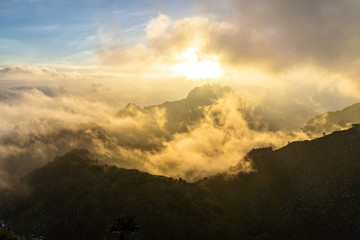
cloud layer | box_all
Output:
[0,86,311,189]
[99,1,360,71]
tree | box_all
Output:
[107,216,139,240]
[0,228,16,240]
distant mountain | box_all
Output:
[117,103,142,118]
[303,102,360,136]
[259,108,313,131]
[2,125,360,239]
[117,84,259,134]
[264,110,313,131]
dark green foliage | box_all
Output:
[2,125,360,239]
[0,228,15,240]
[108,216,139,240]
[0,226,24,240]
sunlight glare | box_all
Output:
[171,47,223,80]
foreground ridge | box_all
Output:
[1,125,360,239]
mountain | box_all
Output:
[117,103,143,118]
[202,124,360,239]
[303,102,360,136]
[0,149,224,240]
[2,125,360,239]
[116,84,259,134]
[261,109,313,131]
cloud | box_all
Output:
[96,1,360,96]
[146,13,172,39]
[0,86,311,189]
[96,9,360,126]
[144,93,309,180]
[214,0,360,71]
[97,44,167,70]
[96,15,224,72]
[0,87,166,188]
[0,65,80,80]
[158,1,360,74]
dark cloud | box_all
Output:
[204,0,360,72]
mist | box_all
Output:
[0,83,315,189]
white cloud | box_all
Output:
[0,65,80,80]
[145,13,172,39]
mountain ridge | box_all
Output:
[303,102,360,136]
[2,125,360,239]
[116,84,257,134]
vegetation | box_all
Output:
[0,149,223,240]
[0,221,24,240]
[108,216,139,240]
[1,125,360,239]
[0,228,16,240]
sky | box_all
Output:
[1,0,360,113]
[0,0,197,65]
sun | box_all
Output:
[171,47,223,80]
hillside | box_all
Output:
[303,102,360,136]
[1,125,360,239]
[0,149,225,240]
[203,124,360,239]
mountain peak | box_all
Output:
[54,148,99,166]
[186,84,216,100]
[115,84,238,136]
[186,84,233,101]
[116,103,142,117]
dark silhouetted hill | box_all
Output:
[2,125,360,239]
[0,149,224,240]
[202,124,360,239]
